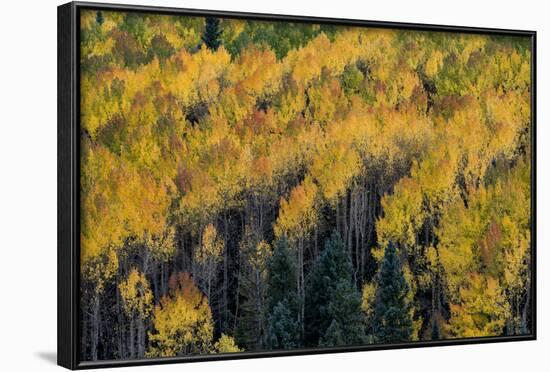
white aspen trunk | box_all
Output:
[223,213,229,331]
[137,317,145,357]
[81,297,88,359]
[116,286,124,358]
[90,294,100,361]
[521,278,531,333]
[129,317,135,359]
[298,238,305,338]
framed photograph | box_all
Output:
[58,1,536,369]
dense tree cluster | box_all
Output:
[79,10,532,361]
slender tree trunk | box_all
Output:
[255,269,263,348]
[431,269,436,336]
[161,261,168,297]
[336,202,340,237]
[343,193,349,254]
[354,188,361,284]
[129,317,135,359]
[350,189,355,276]
[298,238,305,339]
[233,267,241,333]
[314,225,318,258]
[521,279,531,333]
[116,286,124,358]
[137,317,145,357]
[81,296,88,360]
[358,184,368,281]
[151,264,159,301]
[142,247,151,276]
[223,212,229,332]
[90,293,100,361]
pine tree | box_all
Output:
[373,241,413,343]
[319,279,365,347]
[265,237,299,349]
[266,299,300,349]
[266,237,297,311]
[95,11,104,26]
[319,320,344,347]
[201,17,223,51]
[305,232,363,346]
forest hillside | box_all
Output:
[79,10,532,361]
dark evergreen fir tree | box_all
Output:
[96,11,104,26]
[373,241,413,343]
[319,320,344,347]
[319,279,365,347]
[266,237,297,309]
[266,299,300,349]
[201,17,223,51]
[265,237,299,349]
[305,232,364,346]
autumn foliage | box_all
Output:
[79,9,532,361]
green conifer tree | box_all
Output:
[95,11,104,26]
[319,279,365,347]
[201,17,223,51]
[373,241,413,343]
[266,299,300,349]
[305,232,364,346]
[266,237,299,349]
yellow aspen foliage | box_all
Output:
[446,274,509,338]
[214,334,243,353]
[377,63,422,108]
[485,89,531,161]
[80,10,124,56]
[274,82,306,126]
[437,189,487,301]
[502,215,530,289]
[81,142,174,264]
[81,247,119,295]
[376,177,424,253]
[306,79,347,126]
[310,141,361,203]
[227,47,283,99]
[193,224,224,299]
[247,239,272,273]
[425,50,445,78]
[80,145,127,261]
[287,33,331,86]
[214,85,257,124]
[176,163,222,229]
[438,160,530,303]
[195,224,224,264]
[80,10,98,30]
[274,176,318,243]
[167,46,231,107]
[355,29,397,81]
[412,145,460,207]
[220,19,246,44]
[81,74,121,139]
[119,268,154,319]
[361,282,377,320]
[78,9,532,353]
[362,106,433,168]
[148,273,215,357]
[89,37,116,58]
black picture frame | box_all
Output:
[58,1,537,369]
